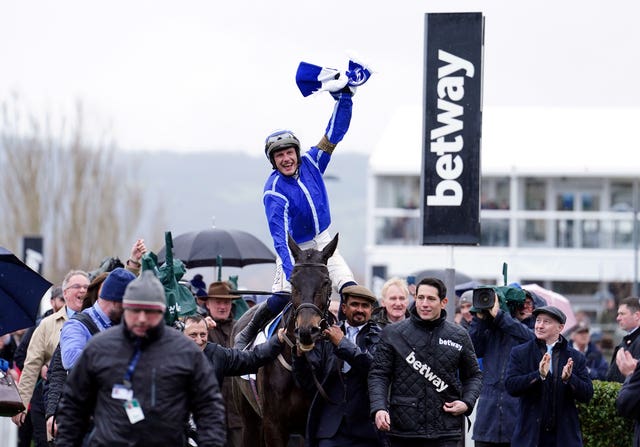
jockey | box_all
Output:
[234,88,358,350]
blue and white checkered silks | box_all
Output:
[295,59,372,97]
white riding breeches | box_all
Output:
[271,230,354,293]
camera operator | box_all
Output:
[469,291,538,447]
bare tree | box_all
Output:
[0,93,163,283]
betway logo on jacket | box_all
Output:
[439,337,462,351]
[405,351,449,393]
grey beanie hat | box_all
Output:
[123,271,166,311]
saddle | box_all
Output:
[239,305,290,381]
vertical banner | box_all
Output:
[23,236,44,274]
[421,12,483,245]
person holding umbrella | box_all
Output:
[235,84,363,350]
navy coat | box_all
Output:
[469,310,535,443]
[505,335,593,447]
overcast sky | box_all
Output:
[2,0,639,155]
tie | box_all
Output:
[546,345,554,374]
[342,326,359,373]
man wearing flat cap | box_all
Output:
[55,271,226,447]
[292,284,384,446]
[203,281,245,447]
[506,305,593,447]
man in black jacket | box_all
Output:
[292,285,384,447]
[183,314,283,388]
[369,277,482,447]
[55,271,226,447]
[607,296,640,382]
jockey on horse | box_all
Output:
[235,59,371,350]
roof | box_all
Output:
[370,106,640,177]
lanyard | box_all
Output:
[123,340,142,388]
[90,307,110,329]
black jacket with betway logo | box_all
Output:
[368,308,482,440]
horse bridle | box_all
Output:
[278,263,332,349]
[289,263,339,404]
[291,263,333,332]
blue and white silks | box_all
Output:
[295,59,372,97]
[263,94,352,281]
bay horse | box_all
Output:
[232,233,338,447]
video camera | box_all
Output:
[471,263,526,315]
[472,285,526,314]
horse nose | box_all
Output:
[296,327,314,346]
[309,326,322,337]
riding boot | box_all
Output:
[234,302,278,350]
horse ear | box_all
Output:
[287,234,303,262]
[321,233,338,263]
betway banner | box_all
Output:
[421,12,483,245]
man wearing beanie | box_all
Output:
[55,271,226,447]
[45,268,137,440]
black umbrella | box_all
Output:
[156,228,276,269]
[0,247,53,336]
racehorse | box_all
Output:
[232,233,338,447]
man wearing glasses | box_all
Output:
[12,270,90,435]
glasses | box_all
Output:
[65,284,89,291]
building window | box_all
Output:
[481,178,510,210]
[375,176,420,209]
[375,216,419,245]
[609,219,634,248]
[611,182,633,211]
[581,220,601,248]
[520,219,547,246]
[480,219,509,246]
[524,179,546,210]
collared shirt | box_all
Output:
[342,323,364,373]
[60,302,112,370]
[66,306,77,319]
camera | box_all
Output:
[471,285,527,314]
[472,287,496,310]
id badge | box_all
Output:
[112,384,133,401]
[124,399,145,424]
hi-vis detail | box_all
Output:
[427,50,475,207]
[405,351,449,393]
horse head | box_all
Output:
[287,233,338,353]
